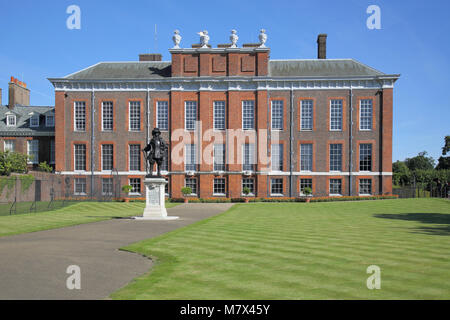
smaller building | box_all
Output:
[0,77,55,168]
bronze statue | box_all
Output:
[143,128,168,177]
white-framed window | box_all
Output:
[74,178,87,195]
[359,179,372,195]
[213,178,226,195]
[329,179,342,196]
[46,115,55,127]
[242,178,255,196]
[129,144,141,171]
[6,115,16,127]
[161,154,168,171]
[213,101,226,130]
[271,100,283,130]
[50,140,55,164]
[185,101,197,131]
[301,100,313,131]
[102,101,113,131]
[300,144,313,171]
[242,100,255,130]
[74,101,86,131]
[271,144,283,171]
[74,144,86,171]
[30,115,39,127]
[101,144,113,171]
[27,140,39,164]
[243,143,255,171]
[129,178,141,195]
[157,101,169,131]
[185,144,196,171]
[129,101,141,131]
[359,144,372,172]
[329,144,342,172]
[300,178,313,196]
[165,178,169,196]
[185,178,197,195]
[213,144,225,171]
[330,99,343,131]
[271,178,283,196]
[4,140,14,152]
[360,99,373,130]
[102,178,113,196]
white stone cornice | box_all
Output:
[49,76,396,92]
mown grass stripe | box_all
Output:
[112,198,450,299]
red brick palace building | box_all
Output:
[48,32,399,199]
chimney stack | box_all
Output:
[139,53,162,61]
[317,34,327,59]
[8,76,30,108]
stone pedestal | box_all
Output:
[134,177,179,220]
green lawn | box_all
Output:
[111,198,450,300]
[0,200,79,216]
[0,201,179,237]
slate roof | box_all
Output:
[0,105,55,136]
[58,58,391,80]
[64,62,172,80]
[268,59,386,77]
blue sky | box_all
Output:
[0,0,449,162]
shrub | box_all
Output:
[181,187,192,196]
[38,161,53,173]
[242,187,251,196]
[0,151,28,176]
[122,185,132,193]
[302,187,312,196]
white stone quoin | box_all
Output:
[135,177,179,220]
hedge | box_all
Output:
[168,195,398,203]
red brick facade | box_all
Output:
[50,41,398,199]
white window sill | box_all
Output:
[329,194,342,197]
[74,193,87,196]
[300,129,313,131]
[213,193,226,196]
[270,193,284,197]
[359,193,372,196]
[241,194,255,197]
[129,192,141,196]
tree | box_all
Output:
[393,160,411,186]
[442,135,450,155]
[436,136,450,170]
[0,151,29,176]
[405,151,435,171]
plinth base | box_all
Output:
[133,177,179,221]
[133,216,179,221]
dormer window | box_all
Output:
[6,115,16,127]
[46,115,55,127]
[30,115,39,127]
